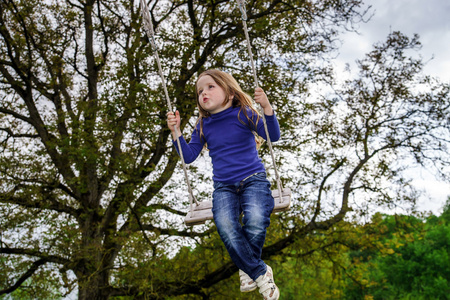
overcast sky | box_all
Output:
[338,0,450,82]
[335,0,450,214]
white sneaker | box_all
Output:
[239,269,257,292]
[255,265,280,300]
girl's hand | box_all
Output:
[167,110,182,140]
[254,87,274,116]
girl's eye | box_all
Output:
[198,89,203,95]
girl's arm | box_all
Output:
[166,111,204,164]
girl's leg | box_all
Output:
[239,173,274,280]
[212,181,266,280]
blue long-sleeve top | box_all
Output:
[174,106,280,183]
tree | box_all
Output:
[286,31,450,225]
[342,203,450,300]
[0,0,369,298]
[0,0,449,299]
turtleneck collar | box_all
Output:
[209,105,236,119]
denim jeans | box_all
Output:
[212,172,275,281]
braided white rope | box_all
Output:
[237,0,284,199]
[140,0,199,208]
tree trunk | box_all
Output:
[77,273,111,300]
[75,213,113,300]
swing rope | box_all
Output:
[140,0,199,210]
[237,0,285,197]
[140,0,288,225]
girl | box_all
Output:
[167,69,280,300]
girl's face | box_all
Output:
[197,75,232,114]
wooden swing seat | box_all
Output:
[185,187,292,226]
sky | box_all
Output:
[338,0,450,83]
[335,0,450,215]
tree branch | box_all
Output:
[0,258,47,295]
[0,247,70,265]
[0,191,79,219]
[146,203,188,217]
[137,223,216,238]
[0,127,38,139]
[0,106,32,125]
[312,158,346,223]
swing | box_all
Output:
[140,0,292,226]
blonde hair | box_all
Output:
[195,69,260,141]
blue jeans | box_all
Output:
[212,172,275,281]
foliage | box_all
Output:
[0,0,449,299]
[342,202,450,300]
